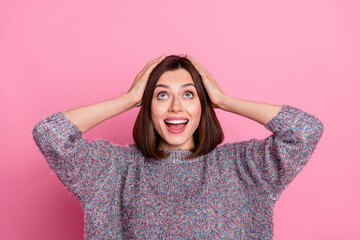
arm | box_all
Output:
[32,55,166,203]
[64,54,166,133]
[217,96,283,126]
[232,105,323,201]
[64,93,137,134]
[186,54,323,201]
[186,54,282,125]
[32,111,120,203]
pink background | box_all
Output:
[1,0,359,239]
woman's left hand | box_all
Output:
[186,54,226,108]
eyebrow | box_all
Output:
[155,83,195,89]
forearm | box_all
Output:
[64,93,138,133]
[218,95,283,125]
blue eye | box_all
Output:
[157,92,168,99]
[184,91,194,98]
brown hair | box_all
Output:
[133,55,223,159]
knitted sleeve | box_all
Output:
[226,105,323,202]
[32,111,123,204]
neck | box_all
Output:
[158,139,195,151]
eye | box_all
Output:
[184,91,194,98]
[157,92,168,99]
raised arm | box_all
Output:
[186,54,282,125]
[32,55,166,203]
[186,54,323,201]
[64,54,166,133]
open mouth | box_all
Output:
[164,119,189,130]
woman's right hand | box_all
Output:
[128,54,166,107]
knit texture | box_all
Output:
[32,105,323,239]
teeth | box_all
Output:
[164,120,188,124]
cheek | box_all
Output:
[151,103,164,126]
[193,99,202,115]
[187,101,202,122]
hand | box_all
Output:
[128,54,166,106]
[186,54,226,108]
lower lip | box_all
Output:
[165,123,187,134]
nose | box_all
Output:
[168,96,183,112]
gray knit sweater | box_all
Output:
[32,105,323,239]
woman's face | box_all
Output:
[151,68,201,150]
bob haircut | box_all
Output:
[133,55,224,159]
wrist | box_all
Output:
[215,94,229,110]
[112,93,140,114]
[124,92,142,107]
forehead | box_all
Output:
[157,68,194,85]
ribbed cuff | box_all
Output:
[47,111,83,140]
[264,105,304,132]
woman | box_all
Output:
[32,54,323,239]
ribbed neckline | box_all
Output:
[152,148,202,164]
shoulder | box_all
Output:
[90,140,144,162]
[212,141,249,159]
[216,141,250,152]
[214,139,266,160]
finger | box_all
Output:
[188,56,219,86]
[186,54,208,73]
[191,61,208,78]
[186,54,201,65]
[145,54,166,69]
[141,54,165,70]
[138,54,166,77]
[144,55,166,74]
[186,55,201,70]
